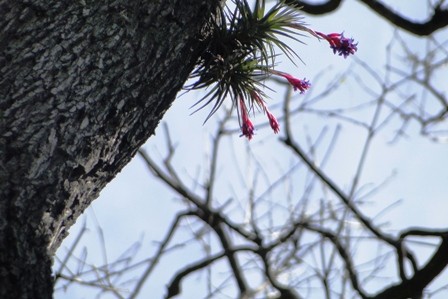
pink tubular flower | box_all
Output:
[270,70,310,93]
[265,109,280,134]
[277,72,311,93]
[249,90,280,134]
[316,32,358,58]
[239,98,255,140]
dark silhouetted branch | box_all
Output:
[372,235,448,299]
[285,0,448,35]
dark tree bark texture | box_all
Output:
[0,0,219,298]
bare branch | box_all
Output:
[372,236,448,299]
[285,0,448,35]
[129,211,196,299]
[165,246,256,299]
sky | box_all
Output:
[54,1,448,299]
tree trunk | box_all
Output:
[0,0,218,297]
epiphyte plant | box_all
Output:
[187,0,358,140]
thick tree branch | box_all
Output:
[0,0,221,297]
[358,0,448,36]
[286,0,448,35]
[372,235,448,299]
[284,0,343,14]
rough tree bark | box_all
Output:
[0,0,219,298]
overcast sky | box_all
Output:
[54,2,448,298]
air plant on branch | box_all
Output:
[187,0,358,140]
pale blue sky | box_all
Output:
[54,2,448,298]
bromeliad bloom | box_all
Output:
[283,74,310,93]
[186,0,358,141]
[316,32,358,58]
[249,90,280,134]
[271,70,311,93]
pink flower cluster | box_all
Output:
[237,30,357,140]
[238,72,310,140]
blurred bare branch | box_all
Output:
[54,11,448,299]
